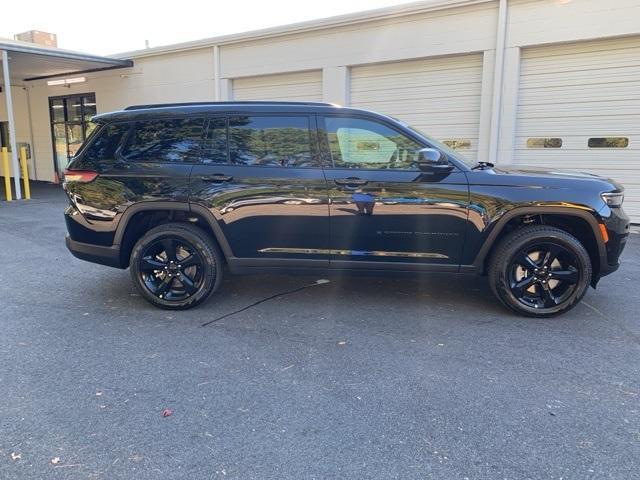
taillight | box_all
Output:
[64,169,98,183]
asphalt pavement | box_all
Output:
[1,183,639,479]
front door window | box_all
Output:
[49,93,97,174]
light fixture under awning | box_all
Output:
[47,76,86,86]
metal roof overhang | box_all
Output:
[0,40,133,81]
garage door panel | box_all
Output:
[356,100,481,115]
[515,38,640,221]
[519,100,640,116]
[350,54,483,161]
[352,71,482,89]
[233,70,322,102]
[520,85,640,105]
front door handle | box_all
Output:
[334,177,368,187]
[201,174,233,183]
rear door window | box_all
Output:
[228,115,315,167]
[121,118,205,163]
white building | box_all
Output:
[1,0,640,220]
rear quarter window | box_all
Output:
[121,118,205,163]
[81,122,130,162]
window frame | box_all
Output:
[317,113,439,172]
[203,113,320,169]
[587,137,629,149]
[526,137,563,149]
[201,115,231,165]
[48,92,97,175]
[117,115,208,164]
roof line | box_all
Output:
[124,101,334,110]
[0,40,133,66]
[113,0,491,59]
[24,63,135,81]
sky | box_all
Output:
[1,0,420,55]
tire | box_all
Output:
[129,223,223,310]
[488,225,592,317]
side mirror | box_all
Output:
[417,148,452,172]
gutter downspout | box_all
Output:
[488,0,508,164]
[1,50,22,199]
[25,86,37,180]
[213,45,221,101]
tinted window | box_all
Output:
[527,138,562,148]
[229,116,314,167]
[122,118,205,163]
[323,117,422,170]
[588,137,629,148]
[82,123,130,161]
[202,117,228,164]
[442,139,472,150]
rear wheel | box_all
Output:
[130,223,222,310]
[488,226,592,317]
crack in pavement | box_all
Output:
[200,279,330,327]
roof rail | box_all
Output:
[124,101,334,110]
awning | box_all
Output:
[0,38,133,81]
[1,39,133,200]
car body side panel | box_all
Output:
[64,158,192,247]
[323,168,469,266]
[189,165,330,263]
[462,168,630,273]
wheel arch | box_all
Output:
[474,207,607,280]
[114,202,233,268]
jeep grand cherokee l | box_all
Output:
[63,102,629,316]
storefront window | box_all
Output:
[48,93,97,175]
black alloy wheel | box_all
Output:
[139,238,204,301]
[489,225,592,317]
[130,223,222,310]
[508,242,581,310]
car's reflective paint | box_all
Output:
[63,103,629,282]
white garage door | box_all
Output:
[233,70,322,102]
[350,54,484,161]
[516,37,640,221]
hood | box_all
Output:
[492,165,604,180]
[484,165,624,191]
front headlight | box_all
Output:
[601,192,624,208]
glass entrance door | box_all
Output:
[49,93,97,175]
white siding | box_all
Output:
[23,48,215,182]
[232,71,322,102]
[219,3,497,79]
[350,54,484,160]
[515,37,640,220]
[0,86,35,179]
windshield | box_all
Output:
[398,121,475,168]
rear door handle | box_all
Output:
[201,174,233,183]
[334,177,368,187]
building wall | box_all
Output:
[23,48,215,181]
[17,0,640,184]
[0,86,36,178]
[219,2,498,79]
[497,0,640,164]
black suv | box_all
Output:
[63,101,629,316]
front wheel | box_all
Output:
[130,223,223,310]
[488,225,592,317]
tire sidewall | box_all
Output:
[130,225,220,310]
[492,229,592,317]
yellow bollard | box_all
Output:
[1,147,12,202]
[19,147,31,200]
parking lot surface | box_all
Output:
[1,184,639,479]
